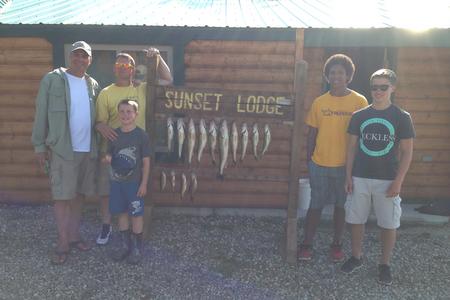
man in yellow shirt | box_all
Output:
[95,49,172,245]
[299,54,368,262]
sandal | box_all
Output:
[69,240,92,252]
[51,250,69,265]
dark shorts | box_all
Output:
[109,180,144,216]
[308,160,346,209]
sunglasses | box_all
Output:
[370,84,390,92]
[115,62,133,69]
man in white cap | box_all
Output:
[32,41,100,265]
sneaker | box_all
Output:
[378,264,393,285]
[341,256,363,274]
[298,244,313,261]
[96,224,112,245]
[329,243,345,262]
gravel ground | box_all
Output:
[0,204,449,300]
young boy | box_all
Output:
[299,54,368,262]
[341,69,415,285]
[104,99,150,265]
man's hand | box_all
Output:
[345,176,353,194]
[386,180,402,197]
[102,154,112,164]
[137,182,147,197]
[35,152,48,173]
[96,123,118,141]
[144,47,160,58]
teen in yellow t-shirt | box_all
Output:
[299,54,368,262]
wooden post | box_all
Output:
[143,54,160,239]
[285,59,308,264]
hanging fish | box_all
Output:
[170,170,176,191]
[219,119,229,178]
[252,123,259,160]
[230,121,239,164]
[209,120,217,165]
[187,118,196,164]
[181,173,187,200]
[177,118,185,159]
[197,119,207,163]
[240,123,248,162]
[190,172,198,201]
[167,117,174,152]
[260,124,271,158]
[160,170,167,192]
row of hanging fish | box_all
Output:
[160,170,198,201]
[167,118,271,177]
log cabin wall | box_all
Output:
[0,38,53,204]
[395,48,450,200]
[183,41,324,181]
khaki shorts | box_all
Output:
[345,177,402,229]
[97,159,110,197]
[49,152,96,200]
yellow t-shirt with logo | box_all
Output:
[306,90,368,167]
[96,83,147,152]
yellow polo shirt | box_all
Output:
[96,83,147,152]
[306,90,368,167]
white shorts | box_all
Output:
[345,177,402,229]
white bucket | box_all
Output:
[298,178,311,212]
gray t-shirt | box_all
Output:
[107,126,150,182]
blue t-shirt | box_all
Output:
[107,126,150,182]
[347,104,415,180]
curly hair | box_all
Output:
[323,54,355,83]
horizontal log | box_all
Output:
[152,192,288,208]
[398,75,450,86]
[0,176,49,190]
[404,175,450,187]
[185,40,296,55]
[0,49,53,65]
[152,179,289,194]
[0,122,33,135]
[413,125,450,138]
[402,186,450,200]
[396,63,450,77]
[413,150,450,162]
[0,163,43,176]
[185,53,295,68]
[0,150,36,163]
[397,48,450,58]
[0,108,36,121]
[0,64,53,80]
[0,38,52,50]
[414,138,450,150]
[0,135,33,149]
[0,190,51,204]
[408,162,450,175]
[185,82,294,93]
[395,98,450,112]
[185,68,294,84]
[412,112,450,125]
[0,80,40,93]
[396,87,450,99]
[0,93,36,107]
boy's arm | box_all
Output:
[386,138,413,197]
[306,126,318,162]
[137,157,150,197]
[345,134,358,194]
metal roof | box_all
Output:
[0,0,449,29]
